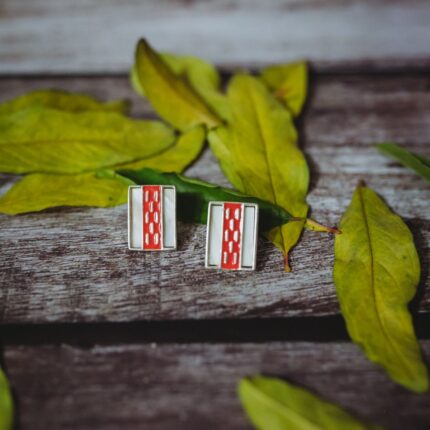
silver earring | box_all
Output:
[128,185,177,251]
[205,202,258,271]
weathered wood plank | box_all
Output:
[4,341,430,429]
[0,74,429,323]
[1,0,430,73]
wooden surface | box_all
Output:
[4,341,430,430]
[0,70,429,429]
[1,0,430,73]
[1,1,430,426]
[0,73,429,324]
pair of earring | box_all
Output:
[128,185,259,271]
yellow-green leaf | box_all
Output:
[238,376,381,430]
[376,142,430,183]
[208,74,309,271]
[0,89,128,115]
[0,171,133,215]
[334,184,428,393]
[0,106,175,174]
[131,53,229,121]
[119,125,205,172]
[134,39,222,131]
[260,61,307,117]
[260,61,308,116]
[0,368,13,430]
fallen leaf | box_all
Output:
[0,89,128,115]
[134,39,222,131]
[334,183,428,393]
[131,53,229,121]
[238,376,381,430]
[0,106,175,174]
[0,368,13,430]
[0,171,133,215]
[260,61,307,117]
[208,74,309,271]
[118,125,205,172]
[376,142,430,183]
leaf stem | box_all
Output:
[305,218,341,234]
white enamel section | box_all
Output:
[206,203,224,268]
[241,205,258,269]
[162,186,176,249]
[128,186,143,250]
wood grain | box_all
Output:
[4,341,430,429]
[1,0,430,73]
[0,73,429,324]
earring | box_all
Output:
[205,202,259,271]
[128,185,176,251]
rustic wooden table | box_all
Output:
[0,1,430,429]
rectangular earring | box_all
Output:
[205,201,258,271]
[128,185,177,251]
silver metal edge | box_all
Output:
[204,201,214,268]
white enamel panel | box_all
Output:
[205,203,224,268]
[241,205,258,270]
[128,186,143,250]
[162,186,176,249]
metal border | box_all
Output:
[205,201,259,271]
[128,185,177,251]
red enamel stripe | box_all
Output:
[221,203,243,270]
[142,185,162,250]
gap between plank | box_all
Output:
[1,314,429,347]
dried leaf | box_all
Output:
[0,368,13,430]
[260,61,307,117]
[118,168,297,231]
[376,142,430,183]
[334,183,428,392]
[119,125,205,172]
[0,171,133,215]
[208,74,309,271]
[238,376,381,430]
[134,39,222,131]
[0,89,128,115]
[0,106,175,174]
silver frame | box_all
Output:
[205,201,259,271]
[128,185,177,251]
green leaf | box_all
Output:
[0,171,133,215]
[376,143,430,183]
[238,376,381,430]
[118,168,297,231]
[208,74,309,271]
[0,89,128,115]
[131,54,229,121]
[0,368,13,430]
[134,39,222,131]
[118,125,205,172]
[334,183,428,393]
[260,61,307,117]
[0,106,175,174]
